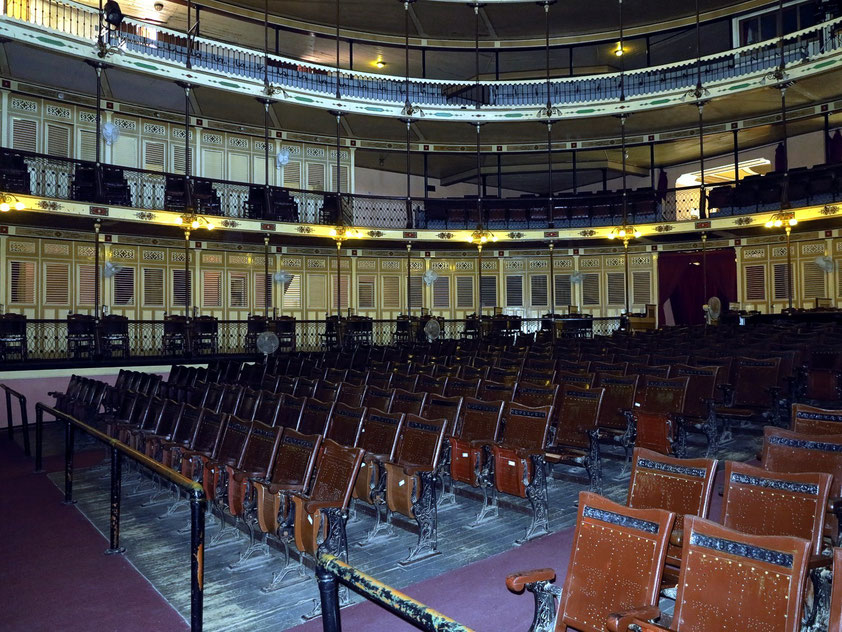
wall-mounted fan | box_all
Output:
[815,255,834,272]
[102,121,120,146]
[276,147,290,168]
[571,271,584,284]
[273,270,293,285]
[423,269,439,286]
[104,261,123,278]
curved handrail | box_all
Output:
[4,0,842,110]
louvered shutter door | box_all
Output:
[228,153,249,182]
[202,149,224,180]
[307,163,325,190]
[45,263,69,305]
[144,141,166,171]
[282,275,301,308]
[607,272,625,305]
[143,268,165,306]
[531,275,548,307]
[554,274,572,306]
[582,273,600,306]
[113,267,135,306]
[409,276,423,309]
[173,270,191,308]
[358,276,375,309]
[79,129,98,162]
[802,260,826,299]
[203,270,222,307]
[230,272,248,308]
[506,275,523,307]
[481,276,497,308]
[12,119,37,152]
[307,274,327,310]
[9,261,35,304]
[632,271,651,305]
[382,276,401,309]
[456,277,474,308]
[255,273,270,310]
[433,277,450,308]
[113,136,138,168]
[332,275,349,310]
[744,265,766,301]
[78,264,96,305]
[773,263,791,301]
[284,161,302,188]
[46,123,70,158]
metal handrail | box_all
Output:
[1,383,30,456]
[316,553,475,632]
[3,0,841,109]
[35,403,206,632]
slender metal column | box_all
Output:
[190,494,205,632]
[184,229,191,318]
[406,243,412,318]
[317,565,342,631]
[105,446,125,554]
[785,225,793,310]
[264,235,270,318]
[63,422,75,504]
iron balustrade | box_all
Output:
[2,0,841,110]
[3,317,623,364]
[316,553,475,632]
[34,402,206,632]
[0,383,30,456]
[9,148,842,230]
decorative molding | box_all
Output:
[382,260,401,270]
[554,258,574,269]
[202,253,223,264]
[367,230,384,238]
[743,247,766,259]
[228,137,249,149]
[143,122,167,136]
[580,258,601,268]
[579,229,596,237]
[307,258,327,269]
[282,257,303,268]
[113,118,137,131]
[135,211,155,221]
[654,224,674,233]
[9,240,37,254]
[821,204,840,216]
[219,219,240,228]
[43,243,70,256]
[79,111,97,123]
[11,98,37,112]
[454,261,474,271]
[202,133,223,145]
[431,261,448,271]
[254,141,273,151]
[357,259,377,270]
[306,146,326,158]
[436,232,454,240]
[733,217,755,226]
[507,232,525,239]
[297,226,314,234]
[141,250,165,261]
[528,259,548,269]
[110,247,136,260]
[504,260,524,271]
[45,105,71,119]
[36,200,62,211]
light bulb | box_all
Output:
[614,45,624,57]
[491,235,498,242]
[774,219,782,228]
[480,235,487,243]
[330,229,337,236]
[765,221,773,228]
[0,202,9,212]
[175,216,183,225]
[789,218,797,226]
[618,229,627,238]
[14,201,24,211]
[206,222,215,230]
[633,230,641,238]
[608,232,616,239]
[191,220,200,229]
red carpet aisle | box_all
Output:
[0,438,188,632]
[290,526,577,632]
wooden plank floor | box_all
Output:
[48,432,761,631]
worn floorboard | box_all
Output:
[47,429,761,631]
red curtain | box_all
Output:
[657,248,737,326]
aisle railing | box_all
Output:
[34,403,206,632]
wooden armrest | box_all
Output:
[669,529,683,548]
[304,500,343,514]
[606,606,662,632]
[505,568,556,593]
[232,469,266,483]
[809,553,833,569]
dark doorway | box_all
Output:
[657,247,737,326]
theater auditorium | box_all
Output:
[2,0,842,630]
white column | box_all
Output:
[651,251,659,328]
[0,90,8,148]
[734,244,743,307]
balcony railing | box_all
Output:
[7,148,842,230]
[3,0,842,112]
[2,316,623,364]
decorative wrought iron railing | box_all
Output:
[10,148,842,230]
[3,0,842,111]
[6,316,623,363]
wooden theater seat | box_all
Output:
[630,376,690,457]
[389,389,427,416]
[178,410,228,480]
[791,403,842,435]
[482,402,554,543]
[715,356,783,436]
[671,365,720,457]
[155,404,203,469]
[545,385,605,495]
[595,374,639,469]
[138,399,184,459]
[610,516,811,632]
[353,409,404,544]
[626,448,718,583]
[507,492,675,632]
[296,397,334,435]
[830,548,842,631]
[448,397,505,495]
[383,415,448,564]
[201,415,252,504]
[324,402,366,447]
[336,382,367,408]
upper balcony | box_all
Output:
[2,0,842,122]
